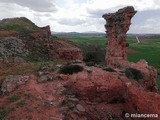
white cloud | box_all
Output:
[58,18,85,26]
[0,0,57,12]
[0,0,160,33]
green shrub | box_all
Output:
[59,64,83,75]
[125,68,144,80]
[126,43,129,47]
[16,100,26,108]
[8,95,21,103]
[84,52,100,63]
[0,109,10,119]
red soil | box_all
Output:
[0,75,66,120]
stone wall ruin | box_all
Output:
[103,6,158,92]
[103,6,137,67]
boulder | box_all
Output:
[66,67,127,103]
[1,75,30,94]
[0,37,29,62]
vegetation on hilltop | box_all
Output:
[0,17,42,38]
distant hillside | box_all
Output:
[53,31,106,37]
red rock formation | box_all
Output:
[103,6,137,67]
[29,25,83,61]
[30,25,51,39]
[30,32,45,39]
[103,6,158,92]
[41,25,51,39]
[64,65,160,119]
[0,17,83,61]
[118,60,158,91]
[48,40,83,61]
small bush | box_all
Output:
[59,64,83,75]
[125,68,144,80]
[8,95,21,103]
[84,52,99,63]
[0,109,10,120]
[16,100,26,108]
[126,43,129,47]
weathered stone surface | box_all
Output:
[103,6,158,92]
[125,83,160,115]
[67,67,127,103]
[0,37,29,62]
[118,59,158,91]
[103,6,136,67]
[76,104,85,112]
[30,25,51,39]
[64,65,160,119]
[48,40,83,61]
[38,74,53,83]
[57,48,83,61]
[1,75,30,93]
[41,25,51,39]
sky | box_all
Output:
[0,0,160,33]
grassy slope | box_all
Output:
[57,35,107,48]
[0,17,41,37]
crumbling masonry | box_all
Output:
[103,6,136,67]
[103,6,158,92]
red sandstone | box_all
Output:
[103,6,158,92]
[103,6,137,66]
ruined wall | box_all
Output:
[103,6,136,67]
[103,6,158,92]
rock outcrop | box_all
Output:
[103,6,137,66]
[41,25,51,39]
[103,6,158,92]
[48,40,83,61]
[1,75,30,94]
[63,64,160,120]
[0,17,83,62]
[0,37,29,62]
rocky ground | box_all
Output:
[0,61,160,120]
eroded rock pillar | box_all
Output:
[103,6,137,67]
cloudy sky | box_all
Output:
[0,0,160,33]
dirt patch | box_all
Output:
[0,75,66,120]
